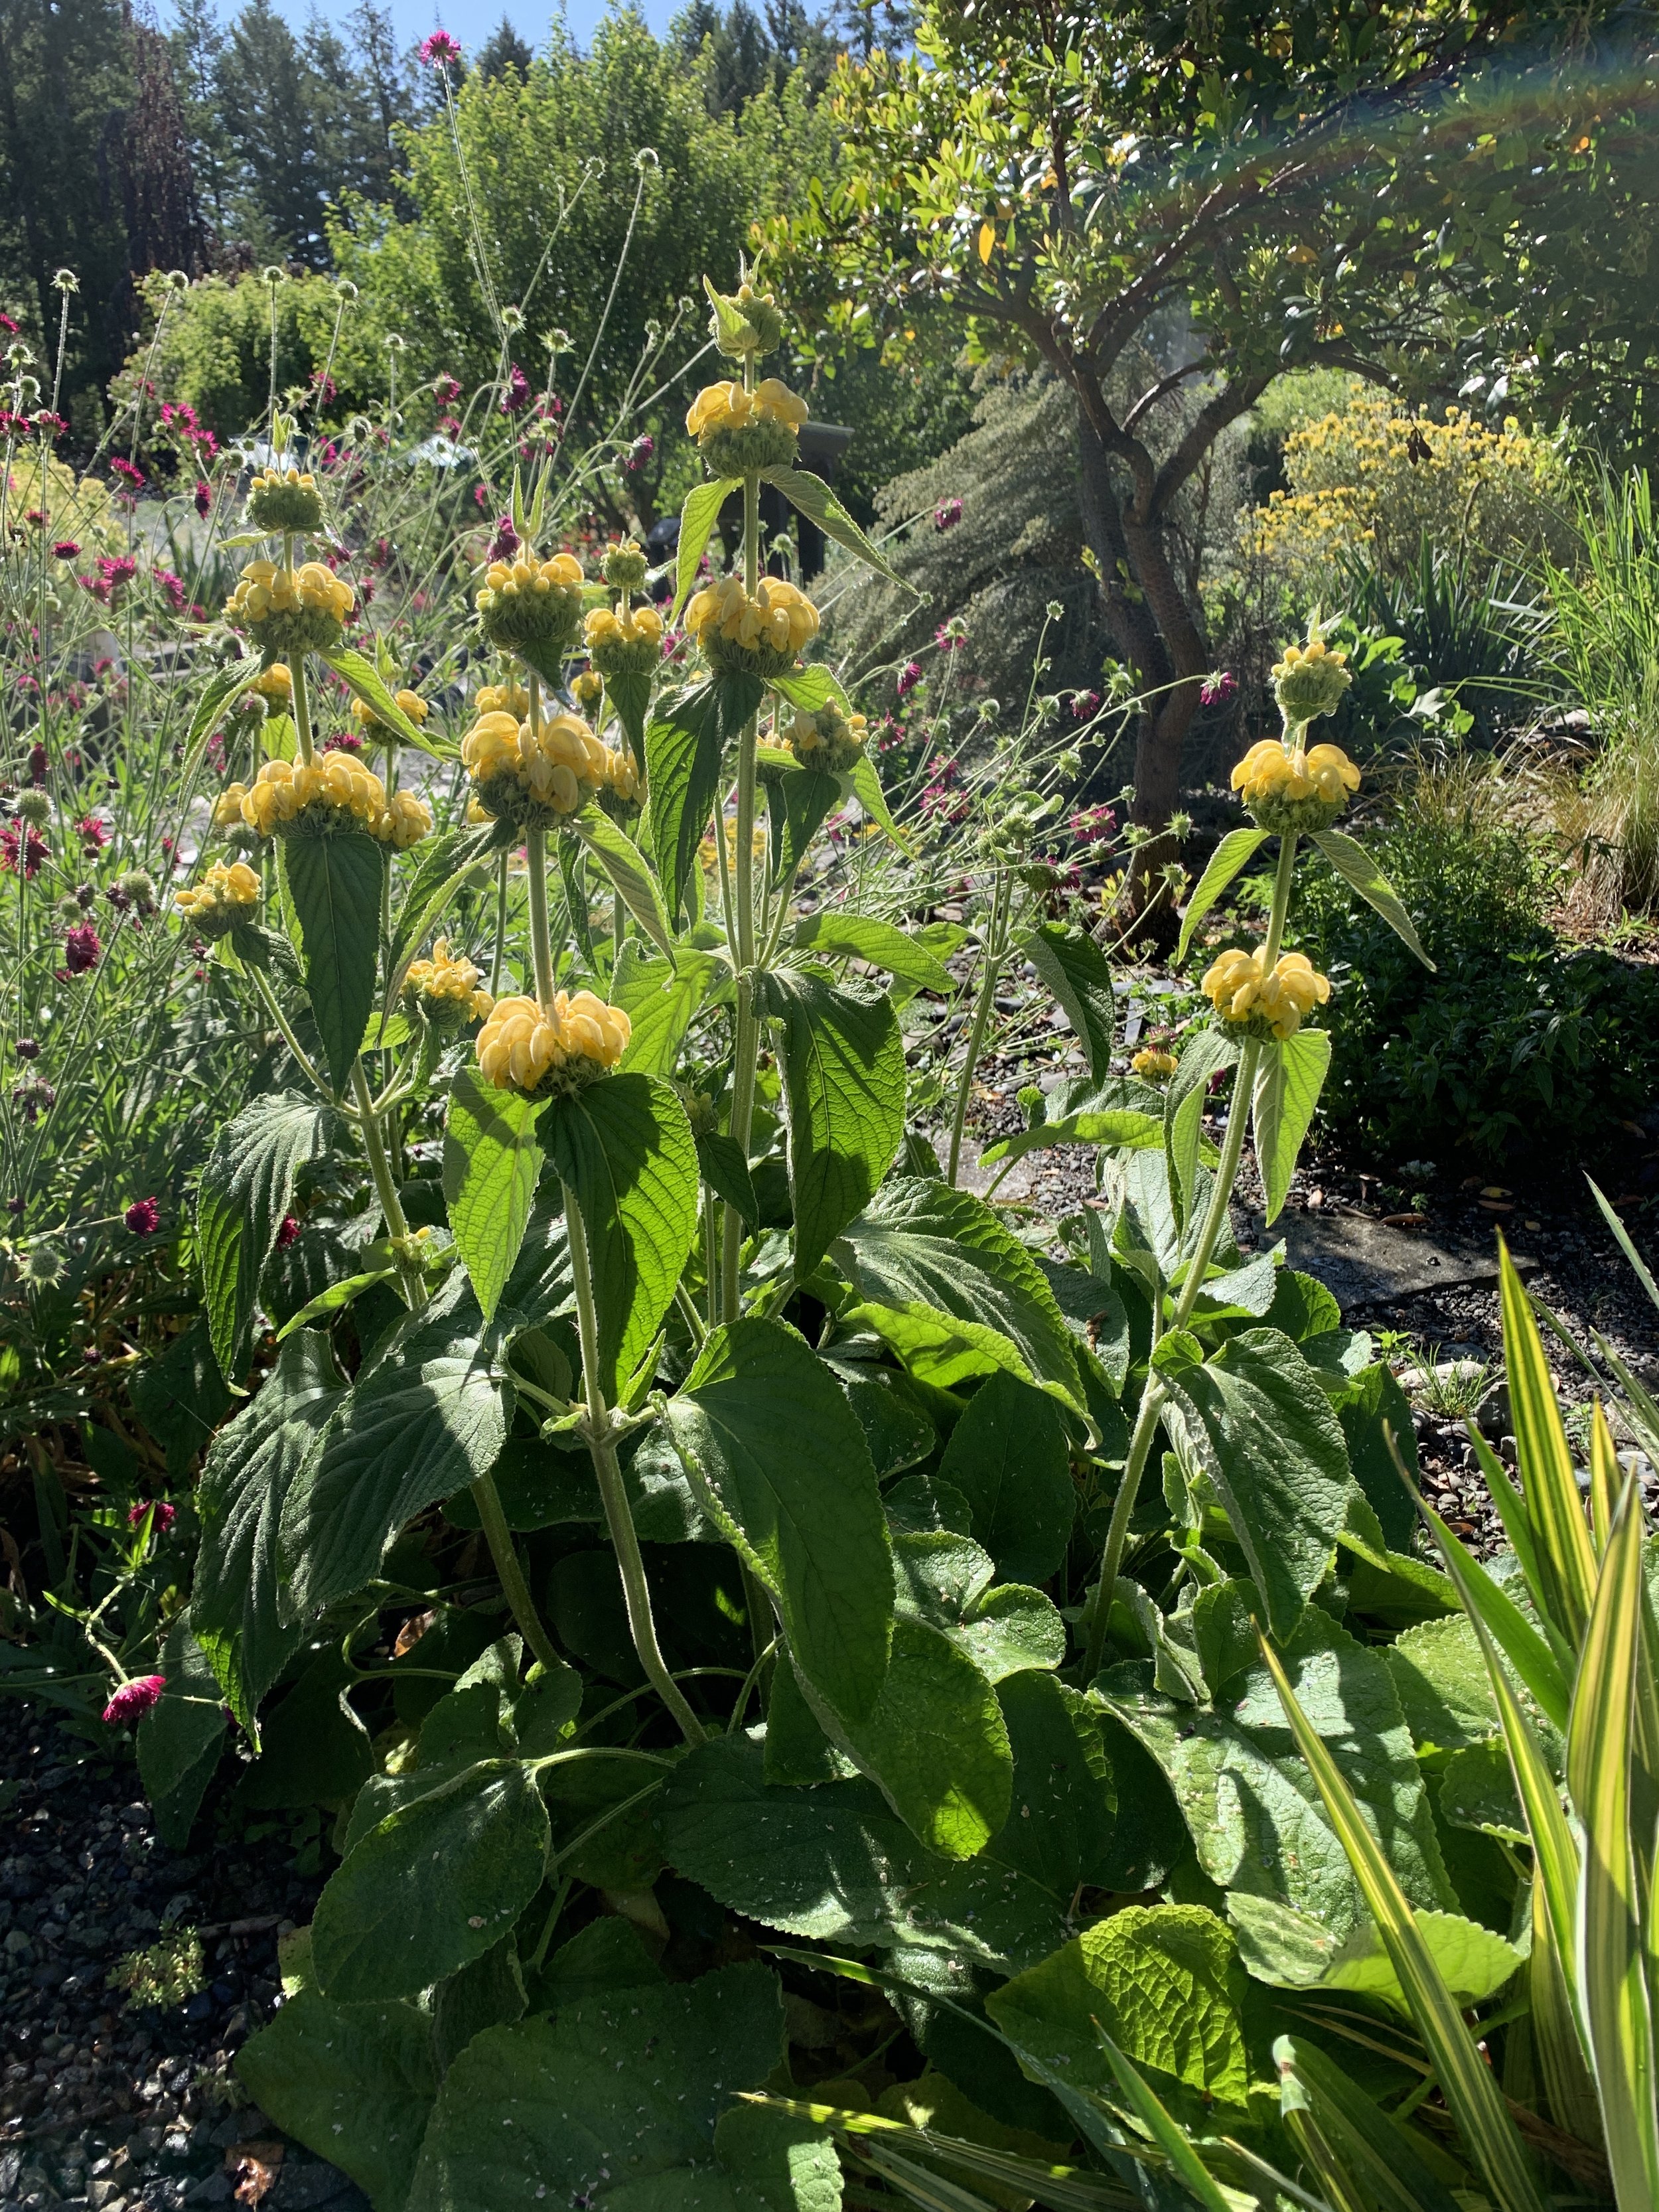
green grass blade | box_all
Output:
[1585,1177,1659,1317]
[1275,2035,1464,2212]
[1090,2028,1240,2212]
[1565,1477,1659,2207]
[1421,1496,1572,1735]
[1260,1635,1549,2212]
[1499,1240,1597,1646]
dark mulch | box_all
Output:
[0,1701,358,2212]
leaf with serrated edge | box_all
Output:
[1228,1891,1522,2010]
[936,1373,1076,1585]
[766,970,905,1276]
[443,1067,545,1323]
[281,830,385,1092]
[1252,1027,1330,1225]
[322,647,442,755]
[1022,924,1116,1082]
[762,466,904,583]
[790,913,953,993]
[646,683,727,924]
[674,479,741,619]
[198,1092,336,1382]
[575,804,674,957]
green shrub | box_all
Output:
[1291,771,1659,1159]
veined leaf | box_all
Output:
[935,1372,1075,1585]
[1260,1635,1549,2212]
[666,1316,893,1722]
[543,1073,699,1401]
[1252,1029,1330,1226]
[673,477,741,619]
[644,682,728,924]
[135,1611,228,1850]
[1228,1891,1523,2011]
[321,648,443,755]
[765,968,905,1276]
[603,668,652,763]
[192,1330,346,1733]
[236,1986,436,2211]
[442,1068,545,1323]
[766,755,843,885]
[1022,922,1116,1082]
[790,912,954,993]
[1311,828,1433,968]
[575,804,674,958]
[281,830,385,1092]
[850,751,908,851]
[770,662,851,716]
[1419,1501,1572,1735]
[762,465,904,583]
[184,658,261,784]
[1177,828,1269,960]
[611,940,723,1077]
[197,1090,336,1382]
[272,1268,397,1341]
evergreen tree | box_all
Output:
[478,17,534,81]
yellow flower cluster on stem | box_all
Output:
[475,989,631,1098]
[461,706,636,827]
[1232,735,1360,832]
[352,687,428,742]
[686,575,818,676]
[475,549,585,652]
[584,600,664,676]
[247,464,323,535]
[225,560,352,656]
[215,755,431,846]
[786,702,867,774]
[175,860,259,936]
[1202,946,1331,1041]
[405,938,492,1027]
[1130,1045,1177,1082]
[686,377,808,475]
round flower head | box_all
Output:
[175,859,260,937]
[685,378,809,477]
[685,574,818,678]
[225,559,353,655]
[351,686,429,745]
[571,669,603,710]
[246,463,323,536]
[1131,1045,1179,1082]
[405,938,492,1029]
[786,701,867,775]
[228,755,430,847]
[1202,946,1331,1042]
[461,707,611,830]
[476,678,530,719]
[475,989,631,1100]
[1231,737,1360,833]
[583,599,664,678]
[707,279,785,360]
[1271,630,1352,727]
[103,1674,167,1727]
[474,548,585,657]
[252,662,293,705]
[601,538,649,593]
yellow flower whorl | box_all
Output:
[685,378,809,476]
[252,662,293,704]
[476,989,631,1098]
[405,937,492,1028]
[351,686,429,743]
[476,678,530,719]
[1130,1045,1179,1082]
[222,755,431,848]
[225,559,353,655]
[786,701,867,774]
[685,574,818,677]
[1271,633,1352,726]
[461,707,628,830]
[700,816,769,878]
[1231,737,1360,832]
[175,859,260,937]
[1202,946,1331,1041]
[246,464,324,535]
[474,548,585,655]
[583,599,665,678]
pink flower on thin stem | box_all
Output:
[109,457,144,488]
[194,480,213,518]
[419,28,462,66]
[103,1674,166,1726]
[60,922,102,975]
[933,498,962,532]
[1199,670,1237,706]
[124,1196,161,1235]
[277,1214,301,1248]
[498,364,532,417]
[896,660,922,699]
[129,1499,177,1534]
[490,514,520,561]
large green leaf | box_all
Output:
[576,804,674,958]
[135,1611,227,1850]
[666,1316,893,1722]
[313,1757,549,2001]
[1096,1605,1450,1937]
[406,1964,788,2212]
[613,941,723,1077]
[1230,1891,1522,2010]
[1177,828,1269,960]
[278,1293,507,1617]
[1021,923,1116,1082]
[644,682,729,925]
[1163,1030,1237,1228]
[197,1090,336,1382]
[282,830,386,1092]
[673,477,742,618]
[543,1073,699,1402]
[184,658,261,778]
[765,756,843,885]
[603,669,653,763]
[443,1067,545,1323]
[191,1330,346,1733]
[1154,1326,1353,1640]
[236,1987,436,2212]
[321,647,442,755]
[891,1531,1064,1680]
[840,1180,1080,1406]
[764,969,905,1276]
[762,465,904,583]
[849,753,908,851]
[985,1672,1127,1897]
[1251,1028,1331,1225]
[1311,828,1433,968]
[935,1372,1076,1585]
[987,1906,1250,2115]
[790,913,954,994]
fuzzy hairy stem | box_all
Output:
[946,870,1010,1186]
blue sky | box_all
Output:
[263,0,682,59]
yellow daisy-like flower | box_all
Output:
[1202,946,1331,1041]
[685,575,818,677]
[786,702,867,775]
[246,464,323,535]
[475,989,632,1098]
[1130,1045,1179,1082]
[225,559,353,656]
[583,599,665,678]
[685,377,809,475]
[226,755,431,847]
[1231,737,1360,832]
[461,707,612,830]
[1271,632,1352,725]
[404,938,492,1028]
[351,686,429,743]
[174,860,260,937]
[475,548,585,656]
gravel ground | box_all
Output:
[0,1700,359,2212]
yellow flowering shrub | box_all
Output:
[225,560,354,655]
[1202,946,1331,1041]
[476,990,631,1098]
[404,938,492,1027]
[584,601,664,677]
[175,860,260,936]
[786,702,867,774]
[685,575,818,676]
[1232,737,1360,833]
[1251,388,1570,582]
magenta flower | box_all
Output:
[323,727,364,753]
[1,824,48,879]
[109,457,144,488]
[277,1214,301,1248]
[155,568,188,613]
[490,514,521,561]
[419,28,462,66]
[433,374,462,405]
[124,1197,161,1236]
[1199,670,1237,706]
[896,660,922,699]
[129,1499,177,1533]
[51,539,80,560]
[623,433,654,473]
[498,364,532,417]
[103,1674,166,1726]
[933,498,962,532]
[1070,690,1101,720]
[61,922,102,975]
[194,479,213,518]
